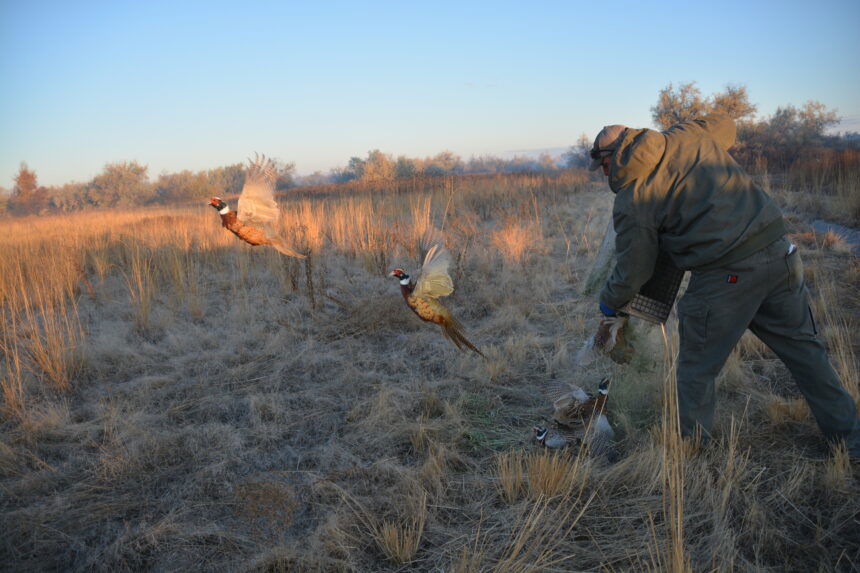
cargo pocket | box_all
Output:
[678,298,709,352]
[785,247,804,292]
[807,305,818,335]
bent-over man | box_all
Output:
[590,114,859,456]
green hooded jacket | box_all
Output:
[599,114,786,311]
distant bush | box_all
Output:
[7,162,50,215]
[155,170,216,203]
[50,182,90,213]
[651,82,757,130]
[87,161,155,208]
[734,101,841,170]
[206,163,245,196]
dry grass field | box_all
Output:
[1,172,858,572]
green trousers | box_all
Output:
[676,237,860,452]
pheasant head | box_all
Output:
[209,197,228,211]
[533,426,548,445]
[598,377,610,394]
[389,268,411,284]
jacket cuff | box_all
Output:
[599,301,617,317]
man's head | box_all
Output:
[588,125,627,175]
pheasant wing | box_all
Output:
[583,415,616,460]
[538,379,588,403]
[238,154,281,227]
[413,244,454,299]
[553,423,583,443]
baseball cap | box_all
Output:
[588,125,627,171]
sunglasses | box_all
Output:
[589,147,615,160]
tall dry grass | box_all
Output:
[770,155,860,224]
[123,240,156,332]
[0,171,857,572]
[810,268,859,405]
[655,324,692,573]
[0,312,27,419]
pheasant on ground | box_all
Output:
[537,377,617,460]
[389,244,484,357]
[533,424,581,450]
[539,377,611,426]
[533,419,617,460]
[209,154,305,258]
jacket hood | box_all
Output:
[608,128,666,193]
[667,114,737,151]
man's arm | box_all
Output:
[598,209,659,312]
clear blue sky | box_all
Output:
[2,0,859,187]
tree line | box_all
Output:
[2,160,296,216]
[1,151,567,216]
[652,82,857,171]
[3,82,858,216]
[564,82,857,171]
[308,149,563,186]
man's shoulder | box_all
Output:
[664,114,736,149]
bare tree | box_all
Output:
[273,159,297,191]
[395,156,420,178]
[49,182,89,212]
[155,170,215,203]
[207,163,245,195]
[653,82,758,130]
[361,150,396,182]
[87,161,153,207]
[423,151,463,176]
[651,82,707,129]
[710,84,757,122]
[8,162,49,215]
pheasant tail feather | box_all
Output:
[270,237,306,259]
[442,319,485,358]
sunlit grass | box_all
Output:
[0,170,856,572]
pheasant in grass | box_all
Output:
[389,245,484,357]
[537,377,616,460]
[209,154,305,258]
[533,424,581,450]
[534,419,616,460]
[539,377,611,426]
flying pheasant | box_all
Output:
[209,154,305,258]
[389,245,484,357]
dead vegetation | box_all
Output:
[0,174,858,571]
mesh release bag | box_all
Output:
[620,250,685,324]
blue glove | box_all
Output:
[599,301,617,317]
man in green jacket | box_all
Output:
[590,114,859,456]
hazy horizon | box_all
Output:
[2,0,859,187]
